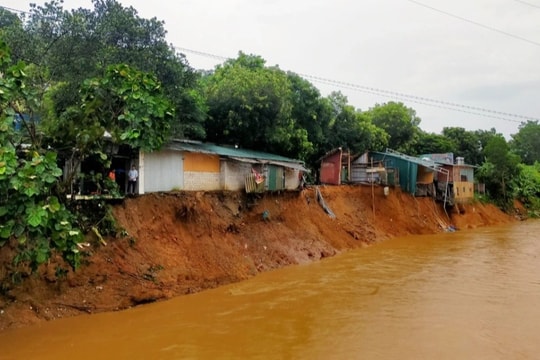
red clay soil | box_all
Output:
[0,185,518,331]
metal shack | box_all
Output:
[422,154,475,204]
[138,140,308,194]
[369,149,441,197]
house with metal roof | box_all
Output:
[369,149,449,200]
[136,140,308,194]
[420,153,476,205]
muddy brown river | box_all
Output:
[1,220,540,359]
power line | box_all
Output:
[405,0,540,47]
[513,0,540,9]
[176,46,539,123]
[0,5,28,14]
[3,5,538,124]
[302,74,524,123]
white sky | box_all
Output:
[3,0,540,138]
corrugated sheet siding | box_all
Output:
[320,151,341,185]
[370,153,417,194]
[267,165,285,191]
[143,150,183,192]
[245,173,265,193]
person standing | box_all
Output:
[127,165,138,195]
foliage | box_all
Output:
[80,64,174,151]
[511,162,540,217]
[1,0,205,139]
[0,40,82,272]
[203,53,310,158]
[440,127,478,165]
[286,72,328,164]
[510,120,540,165]
[43,64,174,192]
[409,131,456,156]
[323,92,388,155]
[365,101,421,153]
[476,135,521,209]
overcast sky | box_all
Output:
[3,0,540,138]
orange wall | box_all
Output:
[417,166,434,184]
[183,153,220,173]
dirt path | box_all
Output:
[0,185,517,331]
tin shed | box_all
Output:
[138,140,308,194]
[369,149,442,197]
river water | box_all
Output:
[1,220,540,359]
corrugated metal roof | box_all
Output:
[372,151,440,170]
[166,140,308,171]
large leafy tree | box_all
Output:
[286,72,327,163]
[0,40,82,272]
[477,135,521,207]
[512,162,540,216]
[510,120,540,165]
[1,0,205,139]
[441,127,485,165]
[410,131,456,156]
[44,64,174,193]
[323,92,387,155]
[203,53,310,158]
[365,101,421,153]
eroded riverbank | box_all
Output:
[0,185,517,331]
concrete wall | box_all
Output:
[183,171,221,191]
[284,168,301,190]
[182,152,221,191]
[454,181,474,203]
[220,160,253,191]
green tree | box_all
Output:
[441,127,485,165]
[44,64,174,192]
[512,162,540,217]
[410,131,456,156]
[477,135,521,208]
[365,101,421,153]
[510,120,540,165]
[2,0,205,139]
[203,53,310,158]
[286,72,332,165]
[323,92,387,155]
[0,40,82,273]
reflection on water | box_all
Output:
[1,220,540,359]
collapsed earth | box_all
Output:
[0,185,518,331]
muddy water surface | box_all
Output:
[1,220,540,359]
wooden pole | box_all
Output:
[371,158,375,216]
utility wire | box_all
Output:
[0,5,27,14]
[405,0,540,47]
[3,6,538,123]
[299,73,536,121]
[304,74,523,123]
[513,0,540,9]
[176,46,539,123]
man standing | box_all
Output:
[127,165,138,195]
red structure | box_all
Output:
[320,148,347,185]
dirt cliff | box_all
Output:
[0,185,516,331]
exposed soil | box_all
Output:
[0,185,518,331]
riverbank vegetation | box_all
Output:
[1,0,540,280]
